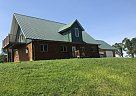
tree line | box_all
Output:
[112,37,136,58]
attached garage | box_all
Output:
[96,40,117,57]
[106,51,114,57]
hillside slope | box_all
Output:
[0,58,136,96]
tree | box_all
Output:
[0,48,7,63]
[131,38,136,57]
[112,43,124,57]
[122,37,136,58]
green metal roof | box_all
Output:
[13,13,99,44]
[82,31,100,44]
[58,20,75,32]
[58,20,84,32]
[96,40,116,50]
[14,13,67,42]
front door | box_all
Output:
[72,46,76,57]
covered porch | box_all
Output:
[2,34,26,62]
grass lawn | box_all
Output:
[0,58,136,96]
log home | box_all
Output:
[2,13,115,62]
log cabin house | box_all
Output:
[2,13,116,62]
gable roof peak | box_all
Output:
[75,19,79,22]
[58,19,84,33]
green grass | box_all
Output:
[0,58,136,96]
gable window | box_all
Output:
[40,44,48,52]
[75,28,79,37]
[60,46,67,52]
[19,34,24,42]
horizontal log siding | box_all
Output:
[33,40,99,60]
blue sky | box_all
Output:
[0,0,136,50]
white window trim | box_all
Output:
[60,46,67,52]
[15,50,19,58]
[26,47,29,54]
[75,28,79,37]
[80,47,85,51]
[40,44,48,52]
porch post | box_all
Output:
[11,47,14,62]
[7,48,9,62]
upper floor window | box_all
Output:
[40,44,48,52]
[60,46,67,52]
[19,34,24,42]
[75,28,79,37]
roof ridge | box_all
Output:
[14,13,66,25]
[96,40,103,41]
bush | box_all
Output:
[0,54,7,63]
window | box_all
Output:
[80,47,85,51]
[26,47,29,54]
[19,34,24,42]
[40,44,48,52]
[60,46,67,52]
[75,28,79,37]
[15,50,19,58]
[21,35,24,41]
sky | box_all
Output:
[0,0,136,51]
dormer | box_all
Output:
[58,20,84,43]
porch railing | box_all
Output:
[2,34,16,48]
